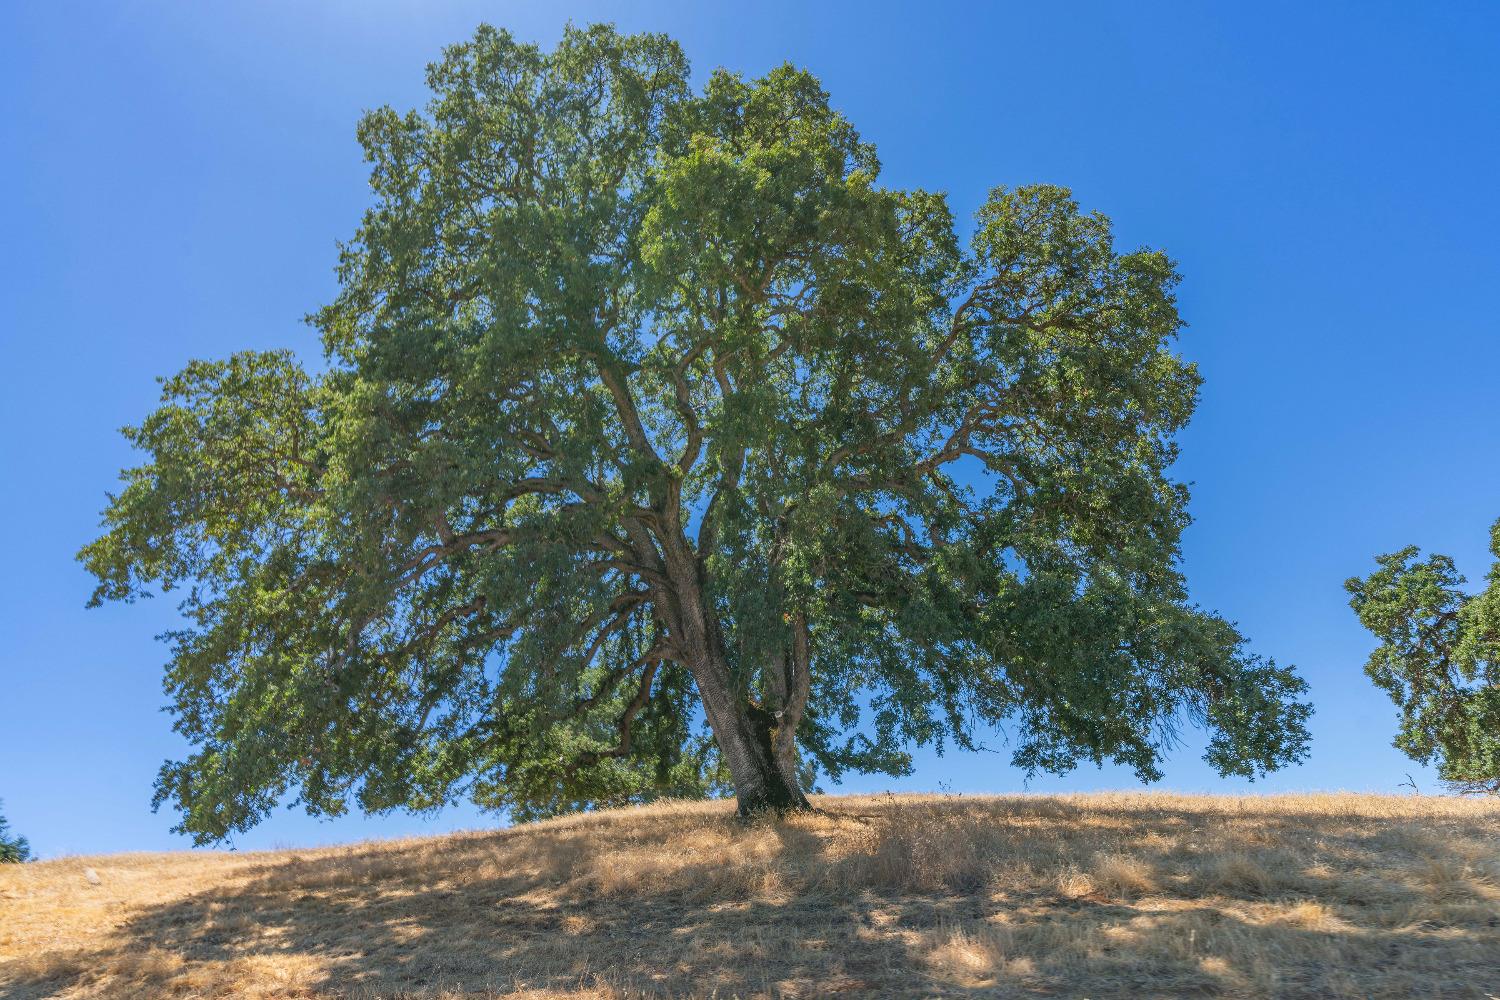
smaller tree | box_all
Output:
[1347,518,1500,794]
[0,801,31,863]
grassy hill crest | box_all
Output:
[3,793,1498,998]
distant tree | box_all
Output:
[1347,520,1500,794]
[0,801,31,863]
[80,24,1311,843]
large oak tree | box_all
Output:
[82,24,1310,841]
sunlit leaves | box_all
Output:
[1348,524,1500,794]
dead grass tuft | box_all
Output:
[924,924,1009,986]
[1201,852,1279,897]
[1090,852,1158,899]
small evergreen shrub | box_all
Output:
[0,800,32,863]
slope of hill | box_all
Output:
[2,793,1498,999]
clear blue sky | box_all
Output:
[4,2,1498,857]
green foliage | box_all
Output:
[0,801,31,863]
[1347,520,1500,794]
[82,23,1311,842]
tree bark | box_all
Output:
[651,526,811,815]
[690,655,811,815]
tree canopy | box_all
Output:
[1347,519,1500,794]
[81,23,1311,842]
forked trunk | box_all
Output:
[736,702,812,814]
[691,658,811,816]
[656,551,811,815]
[717,704,811,814]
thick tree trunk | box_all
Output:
[737,703,813,814]
[650,536,811,815]
[692,664,811,815]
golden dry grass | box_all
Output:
[3,792,1500,998]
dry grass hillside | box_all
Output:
[3,793,1499,999]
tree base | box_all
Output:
[734,777,812,818]
[735,798,815,821]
